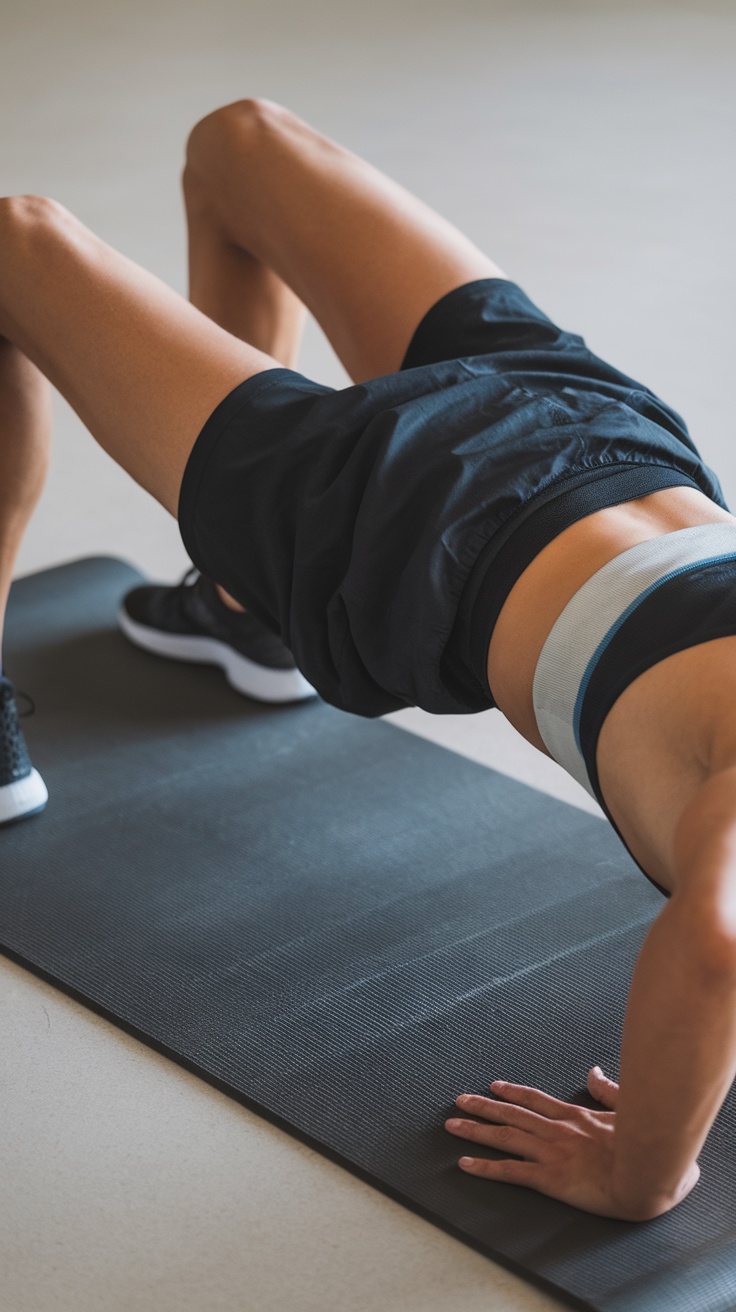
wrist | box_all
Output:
[610,1161,701,1222]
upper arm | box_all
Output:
[673,767,736,924]
[596,646,729,895]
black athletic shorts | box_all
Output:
[178,278,727,717]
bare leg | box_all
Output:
[0,99,506,647]
[182,98,505,385]
[0,344,51,653]
[181,98,505,611]
[186,178,306,368]
[0,194,282,661]
[184,145,309,613]
[0,197,281,515]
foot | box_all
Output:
[118,569,317,703]
[0,675,48,826]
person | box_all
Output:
[1,98,736,1225]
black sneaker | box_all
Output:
[0,676,48,826]
[118,569,317,703]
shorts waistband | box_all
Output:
[452,462,705,703]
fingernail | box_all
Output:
[459,1157,474,1167]
[456,1094,471,1105]
[446,1118,463,1129]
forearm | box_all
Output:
[611,892,736,1216]
[447,776,736,1221]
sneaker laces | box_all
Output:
[161,565,205,625]
[175,566,201,598]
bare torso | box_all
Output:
[487,486,736,892]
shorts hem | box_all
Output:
[399,277,534,370]
[177,367,297,575]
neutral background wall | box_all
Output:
[1,2,735,1308]
[6,0,736,584]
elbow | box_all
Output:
[668,887,736,982]
[690,917,736,981]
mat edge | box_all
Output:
[0,940,593,1312]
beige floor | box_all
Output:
[1,0,735,1307]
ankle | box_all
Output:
[214,582,246,613]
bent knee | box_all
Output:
[0,194,73,236]
[184,97,291,178]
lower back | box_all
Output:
[488,485,735,747]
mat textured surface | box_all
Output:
[2,557,736,1312]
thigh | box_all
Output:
[0,197,281,517]
[184,99,506,383]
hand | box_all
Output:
[444,1065,674,1220]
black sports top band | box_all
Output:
[579,556,736,809]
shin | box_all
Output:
[0,338,51,656]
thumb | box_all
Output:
[587,1064,619,1109]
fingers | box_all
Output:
[445,1089,560,1160]
[457,1155,539,1187]
[456,1073,620,1119]
[451,1092,556,1139]
[486,1079,574,1120]
[587,1065,619,1110]
[445,1114,542,1160]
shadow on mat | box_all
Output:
[10,626,319,732]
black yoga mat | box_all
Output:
[3,557,736,1312]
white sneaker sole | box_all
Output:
[118,607,318,704]
[0,767,48,826]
